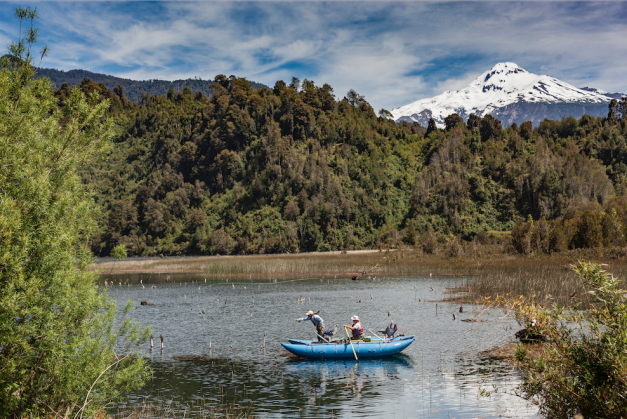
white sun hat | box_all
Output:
[351,315,359,321]
[306,310,314,316]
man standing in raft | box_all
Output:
[296,310,325,341]
[344,315,364,340]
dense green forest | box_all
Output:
[66,76,627,257]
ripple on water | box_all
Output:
[105,273,539,418]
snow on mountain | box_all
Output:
[393,62,615,127]
[580,87,626,100]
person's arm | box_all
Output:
[344,325,355,331]
[296,317,310,322]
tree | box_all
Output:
[608,98,627,122]
[346,89,365,107]
[572,209,603,249]
[520,121,533,140]
[479,114,502,142]
[511,216,534,254]
[289,76,301,92]
[421,229,438,254]
[467,114,481,130]
[301,78,315,91]
[0,9,149,418]
[425,118,438,137]
[403,221,417,245]
[379,108,394,120]
[444,113,464,131]
[273,80,286,96]
[113,84,125,99]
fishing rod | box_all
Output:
[369,328,383,339]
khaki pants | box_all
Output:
[316,324,325,341]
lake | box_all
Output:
[104,273,538,418]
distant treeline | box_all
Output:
[58,75,627,257]
[37,67,267,103]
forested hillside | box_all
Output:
[37,67,267,103]
[69,76,627,257]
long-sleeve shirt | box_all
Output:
[298,314,324,327]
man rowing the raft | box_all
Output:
[296,310,325,341]
[344,315,364,340]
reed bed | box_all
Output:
[107,401,252,419]
[446,253,627,307]
[94,246,627,305]
[93,247,505,277]
[94,250,402,278]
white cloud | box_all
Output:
[431,73,479,96]
[10,1,627,111]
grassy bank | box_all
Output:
[93,246,627,306]
[92,245,521,277]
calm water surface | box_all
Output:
[104,273,539,418]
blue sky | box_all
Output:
[1,2,625,111]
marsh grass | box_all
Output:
[445,249,627,307]
[94,246,506,277]
[107,400,252,419]
[95,251,379,277]
[94,246,627,305]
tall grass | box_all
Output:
[94,246,509,277]
[107,401,252,419]
[94,250,413,278]
[93,246,627,305]
[447,250,627,306]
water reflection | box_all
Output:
[106,273,538,418]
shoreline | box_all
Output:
[94,249,627,308]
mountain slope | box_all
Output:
[73,76,627,257]
[580,87,626,100]
[35,68,268,103]
[393,62,620,127]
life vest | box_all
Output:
[353,321,364,338]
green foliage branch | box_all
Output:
[502,262,627,417]
[0,8,150,418]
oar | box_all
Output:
[344,326,358,361]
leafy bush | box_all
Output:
[446,236,463,257]
[421,229,438,254]
[507,262,627,418]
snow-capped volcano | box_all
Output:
[393,62,616,127]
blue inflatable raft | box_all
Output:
[281,335,414,360]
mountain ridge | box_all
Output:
[34,67,268,103]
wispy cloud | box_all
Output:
[0,1,625,110]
